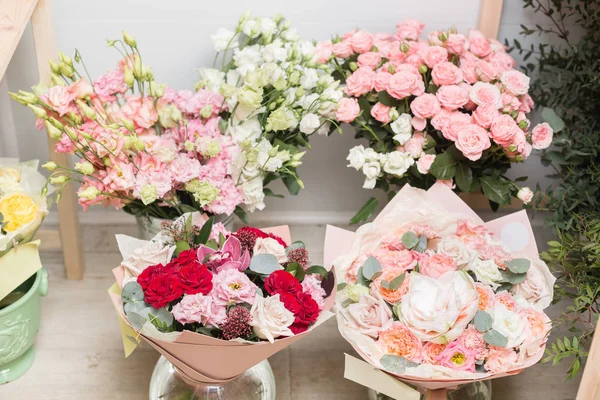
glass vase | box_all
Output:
[367,380,492,400]
[136,214,235,240]
[148,356,276,400]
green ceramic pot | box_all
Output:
[0,269,48,384]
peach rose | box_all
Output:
[410,93,441,119]
[378,322,423,362]
[357,52,382,69]
[350,30,375,54]
[372,269,411,304]
[396,19,425,41]
[520,307,551,342]
[475,60,498,82]
[455,124,491,161]
[420,254,458,278]
[468,30,492,57]
[495,291,517,311]
[470,82,502,109]
[416,154,436,174]
[473,105,500,129]
[531,122,553,150]
[345,67,375,97]
[335,98,360,123]
[440,111,472,141]
[501,70,530,96]
[431,62,464,86]
[332,41,353,58]
[436,85,469,111]
[422,342,446,365]
[371,102,392,123]
[475,283,496,312]
[484,346,520,374]
[374,71,393,92]
[446,33,468,54]
[421,46,449,68]
[387,70,425,99]
[490,114,520,147]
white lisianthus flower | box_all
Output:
[250,294,295,343]
[254,237,288,263]
[298,41,316,58]
[233,46,262,76]
[282,28,299,41]
[437,237,477,268]
[242,19,260,38]
[382,151,414,176]
[242,178,265,212]
[300,93,320,110]
[262,43,288,64]
[300,69,319,90]
[316,121,331,136]
[197,68,225,92]
[299,113,321,134]
[347,146,367,170]
[228,117,262,144]
[258,18,277,36]
[491,303,527,348]
[211,28,237,51]
[468,258,504,290]
[397,271,479,344]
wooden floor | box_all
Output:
[0,224,581,399]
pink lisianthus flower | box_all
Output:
[121,95,159,129]
[169,154,201,184]
[211,268,258,306]
[171,293,227,327]
[197,235,250,273]
[436,340,477,372]
[93,69,128,102]
[205,178,244,216]
[43,85,76,116]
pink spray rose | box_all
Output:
[531,122,553,150]
[473,105,500,129]
[387,70,425,99]
[422,342,447,365]
[446,33,468,54]
[350,30,375,54]
[436,85,470,111]
[332,41,353,58]
[395,19,425,41]
[370,102,392,124]
[315,40,333,63]
[374,71,393,92]
[490,114,520,147]
[468,30,492,57]
[421,45,449,68]
[416,154,436,174]
[441,111,472,141]
[335,98,360,123]
[345,67,376,97]
[455,124,491,161]
[411,93,441,119]
[357,52,382,69]
[470,82,502,109]
[501,70,530,96]
[431,62,464,86]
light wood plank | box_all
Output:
[477,0,504,39]
[577,322,600,400]
[30,0,85,280]
[0,0,39,80]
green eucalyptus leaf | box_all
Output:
[337,282,347,291]
[500,270,528,284]
[362,256,382,280]
[416,235,428,252]
[121,282,144,303]
[306,265,329,277]
[506,258,531,274]
[402,232,418,249]
[250,253,282,275]
[356,267,370,286]
[474,310,493,333]
[484,329,508,347]
[380,355,418,373]
[388,273,406,290]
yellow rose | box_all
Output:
[0,193,38,232]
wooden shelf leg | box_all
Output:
[477,0,504,39]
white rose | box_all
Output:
[397,271,479,343]
[347,146,367,170]
[511,259,555,309]
[197,68,225,92]
[363,178,377,189]
[468,258,504,290]
[391,113,412,139]
[362,161,381,181]
[437,237,477,268]
[382,151,414,176]
[517,187,534,204]
[228,118,262,144]
[491,303,527,348]
[363,148,381,161]
[250,294,295,343]
[339,293,393,339]
[299,113,321,135]
[211,28,237,51]
[117,235,175,279]
[254,237,287,263]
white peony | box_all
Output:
[397,271,479,344]
[491,303,527,348]
[437,237,477,268]
[254,237,288,263]
[299,113,321,134]
[381,151,414,176]
[468,258,504,289]
[211,28,237,52]
[250,294,295,343]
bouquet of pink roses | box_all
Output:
[317,20,553,223]
[326,183,554,396]
[11,32,245,220]
[109,213,335,383]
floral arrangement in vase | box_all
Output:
[109,213,335,383]
[197,11,345,213]
[317,20,553,223]
[327,183,554,396]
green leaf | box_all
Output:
[337,282,347,291]
[474,310,493,333]
[234,206,249,224]
[174,240,191,256]
[402,232,418,249]
[283,175,301,195]
[455,163,474,192]
[263,188,284,198]
[501,270,528,284]
[350,197,378,225]
[480,176,510,205]
[124,300,147,315]
[195,216,214,246]
[358,96,373,116]
[356,267,370,286]
[249,253,282,275]
[285,241,305,255]
[121,282,144,303]
[306,265,329,277]
[429,152,457,180]
[415,235,428,252]
[484,329,508,347]
[285,262,305,281]
[387,273,406,290]
[380,355,418,373]
[362,256,383,280]
[205,239,219,250]
[541,107,565,133]
[506,258,531,274]
[377,91,400,107]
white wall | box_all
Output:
[3,0,563,221]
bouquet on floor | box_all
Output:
[317,20,553,223]
[0,159,48,305]
[109,213,335,382]
[11,33,248,220]
[197,11,344,212]
[324,183,554,395]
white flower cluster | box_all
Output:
[346,145,415,189]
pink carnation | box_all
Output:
[211,269,258,306]
[459,326,489,361]
[301,275,327,311]
[484,346,520,373]
[172,293,227,327]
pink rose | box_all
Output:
[411,93,441,119]
[335,98,360,123]
[395,19,425,41]
[459,326,489,360]
[484,346,520,373]
[416,154,436,174]
[436,85,469,111]
[315,40,333,63]
[488,51,517,73]
[428,31,444,46]
[403,132,427,157]
[172,293,227,327]
[44,85,75,116]
[475,283,496,311]
[431,108,454,132]
[531,122,553,150]
[490,114,520,147]
[501,93,521,112]
[345,67,376,96]
[520,94,534,113]
[357,52,382,69]
[436,340,477,372]
[446,33,468,54]
[341,292,393,338]
[518,140,533,158]
[211,269,258,306]
[470,82,502,109]
[370,102,391,123]
[350,30,374,54]
[475,60,498,82]
[420,254,458,278]
[437,179,456,189]
[460,60,478,84]
[431,62,464,86]
[501,70,530,96]
[440,111,472,141]
[421,45,449,68]
[455,124,491,161]
[468,30,492,57]
[473,105,500,129]
[332,41,353,58]
[374,71,392,92]
[387,68,425,99]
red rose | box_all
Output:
[137,263,176,291]
[264,270,302,296]
[178,263,213,295]
[290,323,309,335]
[144,269,183,309]
[176,249,200,268]
[278,292,302,316]
[294,292,319,325]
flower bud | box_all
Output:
[240,140,253,152]
[143,67,154,81]
[349,62,359,72]
[246,151,258,163]
[295,86,305,98]
[268,102,277,110]
[508,144,517,152]
[122,31,137,48]
[77,100,96,119]
[400,42,410,53]
[103,157,111,167]
[268,145,279,158]
[28,104,47,119]
[59,52,73,67]
[292,151,305,161]
[418,64,428,74]
[439,31,448,42]
[48,117,64,130]
[106,39,117,47]
[68,112,83,125]
[389,108,400,121]
[149,81,164,97]
[200,104,213,118]
[184,140,195,151]
[45,120,62,140]
[8,92,28,105]
[289,71,300,86]
[388,65,396,74]
[50,73,65,86]
[123,65,134,87]
[64,126,78,140]
[75,161,94,175]
[518,120,529,130]
[296,178,304,189]
[50,175,68,185]
[59,63,75,78]
[121,117,135,132]
[78,186,101,201]
[288,160,302,168]
[42,162,58,171]
[48,60,61,74]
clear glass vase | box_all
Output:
[148,356,276,400]
[367,380,492,400]
[136,214,235,240]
